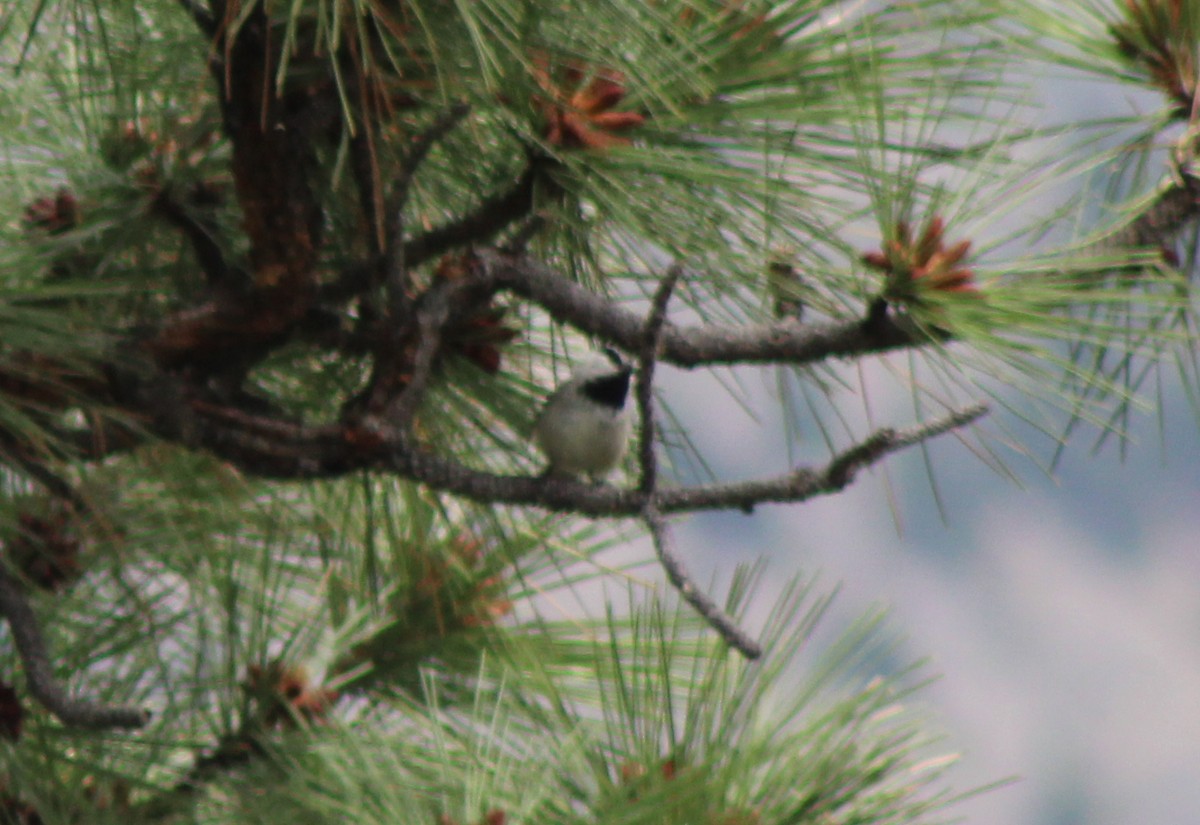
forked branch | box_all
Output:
[634,265,763,658]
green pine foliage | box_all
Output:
[0,0,1195,822]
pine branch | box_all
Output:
[175,0,215,35]
[1104,164,1200,252]
[634,264,762,659]
[0,565,148,729]
[380,275,456,426]
[480,250,922,366]
[643,502,762,659]
[100,243,988,516]
[132,372,988,520]
[382,104,472,322]
[635,264,680,496]
[401,162,541,269]
[389,104,473,229]
[390,403,990,516]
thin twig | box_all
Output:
[13,0,48,76]
[501,213,549,254]
[389,104,472,226]
[383,103,471,320]
[175,0,216,34]
[643,503,762,659]
[636,264,683,494]
[634,264,761,658]
[6,453,88,513]
[402,163,539,269]
[349,129,387,260]
[346,130,450,420]
[822,402,990,488]
[0,566,148,729]
[651,402,992,513]
[152,191,240,292]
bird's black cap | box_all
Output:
[582,370,632,409]
[582,348,632,410]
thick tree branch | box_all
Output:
[116,345,987,517]
[125,391,986,512]
[0,565,148,729]
[145,3,325,373]
[479,250,921,367]
[387,404,990,516]
[77,231,976,524]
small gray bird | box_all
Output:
[533,348,633,480]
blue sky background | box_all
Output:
[660,350,1200,825]
[657,62,1200,825]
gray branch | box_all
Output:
[0,565,149,730]
[384,276,455,426]
[643,503,762,659]
[389,403,990,516]
[629,265,762,658]
[478,249,921,367]
[662,402,991,513]
[635,264,682,494]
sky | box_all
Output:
[523,346,1192,825]
[535,43,1197,823]
[525,51,1200,821]
[659,350,1200,825]
[656,56,1200,825]
[572,58,1200,824]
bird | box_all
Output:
[533,347,633,481]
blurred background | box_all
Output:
[666,360,1200,825]
[644,66,1200,825]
